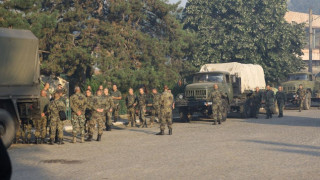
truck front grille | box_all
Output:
[186,89,207,99]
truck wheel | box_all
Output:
[179,107,189,122]
[0,109,15,149]
[241,103,251,118]
[303,93,311,110]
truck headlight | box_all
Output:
[179,94,184,99]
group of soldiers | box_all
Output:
[251,84,307,119]
[206,83,307,124]
[15,82,175,145]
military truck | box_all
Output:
[0,28,40,148]
[282,72,320,109]
[175,63,266,122]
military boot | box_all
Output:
[86,135,92,142]
[97,134,102,141]
[169,129,172,135]
[41,138,46,144]
[35,138,39,144]
[80,136,85,143]
[26,138,31,144]
[156,130,164,135]
[106,125,112,131]
[49,138,54,145]
[72,136,77,143]
[218,120,221,125]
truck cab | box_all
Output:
[175,71,233,122]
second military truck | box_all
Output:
[175,62,266,121]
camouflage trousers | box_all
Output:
[138,106,146,125]
[88,114,104,136]
[71,113,86,137]
[160,110,172,131]
[253,102,261,117]
[298,98,304,111]
[151,105,160,123]
[50,117,64,139]
[34,116,47,138]
[15,123,32,140]
[278,102,284,116]
[113,104,120,121]
[212,104,222,123]
[105,112,112,127]
[127,108,136,126]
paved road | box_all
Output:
[8,109,320,180]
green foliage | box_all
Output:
[0,0,197,93]
[184,0,306,83]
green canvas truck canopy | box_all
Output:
[0,28,39,86]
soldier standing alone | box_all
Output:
[111,84,122,122]
[70,86,87,143]
[207,84,225,125]
[295,84,306,112]
[276,86,286,118]
[265,85,275,119]
[137,88,147,128]
[85,89,93,134]
[48,92,66,145]
[157,85,174,135]
[150,88,161,126]
[125,88,137,127]
[34,90,49,144]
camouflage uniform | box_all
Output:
[208,89,225,124]
[70,92,87,139]
[151,93,161,124]
[296,88,306,111]
[111,90,122,122]
[88,95,108,136]
[265,89,275,118]
[85,95,94,133]
[252,90,263,118]
[160,90,174,131]
[276,91,286,117]
[126,94,137,127]
[137,93,147,127]
[34,96,49,141]
[104,94,114,131]
[48,98,66,140]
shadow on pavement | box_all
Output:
[127,128,157,135]
[244,139,320,157]
[241,115,320,127]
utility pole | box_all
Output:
[309,8,313,73]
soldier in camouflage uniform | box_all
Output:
[111,85,122,123]
[86,90,109,142]
[295,84,306,112]
[48,92,66,145]
[265,85,275,119]
[70,86,87,143]
[34,90,49,144]
[207,84,225,125]
[85,89,93,133]
[157,86,174,135]
[137,88,148,128]
[150,88,161,126]
[125,88,137,127]
[252,87,263,118]
[276,86,286,118]
[103,88,114,131]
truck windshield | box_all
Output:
[194,74,224,83]
[288,74,308,81]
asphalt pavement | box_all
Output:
[8,109,320,180]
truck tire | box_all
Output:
[303,93,311,110]
[0,109,15,149]
[179,107,191,123]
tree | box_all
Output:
[184,0,306,83]
[288,0,320,15]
